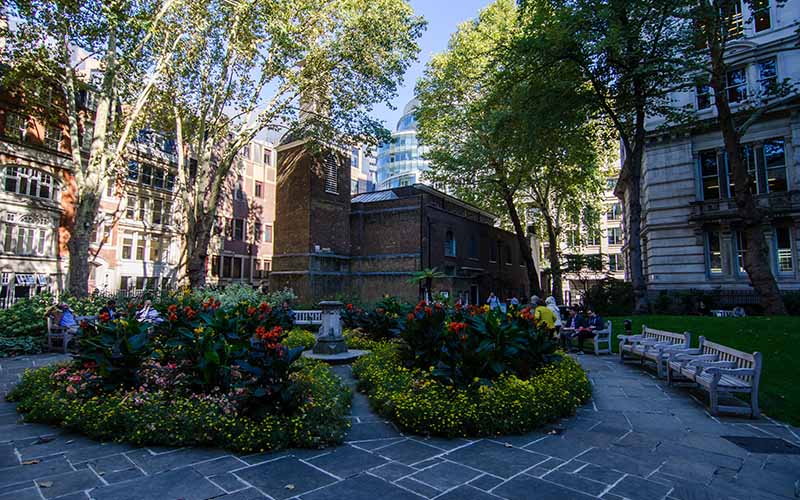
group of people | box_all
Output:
[45,298,163,334]
[485,292,605,354]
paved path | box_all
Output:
[0,353,798,500]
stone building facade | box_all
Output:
[271,139,529,304]
[629,1,800,295]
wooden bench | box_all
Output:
[591,321,612,355]
[618,325,691,377]
[46,316,75,353]
[666,339,762,418]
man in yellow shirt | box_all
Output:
[533,298,557,335]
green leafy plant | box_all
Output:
[284,329,316,350]
[76,316,153,389]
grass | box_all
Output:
[604,315,800,427]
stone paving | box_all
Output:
[0,353,798,500]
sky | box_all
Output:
[370,0,494,131]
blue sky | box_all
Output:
[370,0,493,130]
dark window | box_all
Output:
[255,181,263,198]
[166,173,175,191]
[490,241,498,262]
[504,245,512,265]
[764,139,787,193]
[444,230,456,257]
[758,58,777,94]
[254,223,262,242]
[232,257,242,279]
[707,230,722,274]
[696,84,713,110]
[726,67,747,103]
[700,150,725,200]
[127,161,140,181]
[152,168,164,189]
[468,236,478,259]
[722,0,743,39]
[233,219,245,241]
[141,165,152,185]
[264,225,273,243]
[775,227,793,273]
[753,0,771,32]
[608,227,623,246]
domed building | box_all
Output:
[376,99,431,189]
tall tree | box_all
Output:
[416,0,541,295]
[688,0,795,314]
[517,0,695,313]
[2,0,183,296]
[154,0,424,288]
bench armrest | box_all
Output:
[618,334,642,343]
[682,354,720,366]
[705,367,755,377]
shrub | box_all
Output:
[0,336,44,357]
[342,297,409,341]
[284,329,316,350]
[343,329,393,351]
[8,360,351,453]
[352,345,590,437]
[583,278,634,316]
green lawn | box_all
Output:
[605,315,800,427]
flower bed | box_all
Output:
[351,302,591,437]
[7,295,351,453]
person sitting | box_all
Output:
[57,303,79,333]
[533,298,557,336]
[560,307,585,351]
[135,300,163,324]
[576,308,604,354]
[510,296,520,308]
[99,299,118,321]
[487,292,500,310]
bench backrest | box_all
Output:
[294,310,322,325]
[700,339,762,386]
[641,325,690,346]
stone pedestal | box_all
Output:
[313,301,347,355]
[304,300,368,364]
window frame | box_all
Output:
[706,230,723,275]
[774,227,794,275]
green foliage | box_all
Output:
[76,318,153,390]
[353,345,590,437]
[284,329,316,351]
[342,297,408,341]
[399,302,558,388]
[8,360,351,453]
[343,329,392,351]
[583,278,634,317]
[0,336,44,357]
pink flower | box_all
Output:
[65,385,77,395]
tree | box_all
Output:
[408,267,446,301]
[517,0,696,313]
[2,0,184,296]
[687,0,795,314]
[416,0,540,295]
[154,0,424,288]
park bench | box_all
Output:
[294,310,322,326]
[666,339,762,418]
[591,321,612,355]
[46,315,75,353]
[618,325,691,377]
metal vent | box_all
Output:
[324,154,338,195]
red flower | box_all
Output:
[406,313,415,322]
[98,312,110,323]
[434,303,442,311]
[79,320,89,329]
[448,322,468,334]
[168,312,178,322]
[167,304,178,313]
[346,303,354,311]
[424,307,432,315]
[258,302,271,313]
[247,306,257,316]
[455,303,463,311]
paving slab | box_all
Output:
[445,440,548,479]
[90,468,224,500]
[408,460,482,491]
[307,445,389,478]
[234,457,337,499]
[494,474,597,500]
[374,439,443,466]
[299,474,420,500]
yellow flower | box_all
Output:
[194,326,204,334]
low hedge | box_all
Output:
[8,360,351,453]
[352,345,591,437]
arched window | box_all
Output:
[3,167,59,201]
[444,230,456,257]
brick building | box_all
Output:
[271,139,529,304]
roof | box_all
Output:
[351,190,399,203]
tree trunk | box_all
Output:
[186,216,212,289]
[623,152,649,314]
[544,216,562,303]
[66,195,100,297]
[502,192,540,296]
[707,30,786,315]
